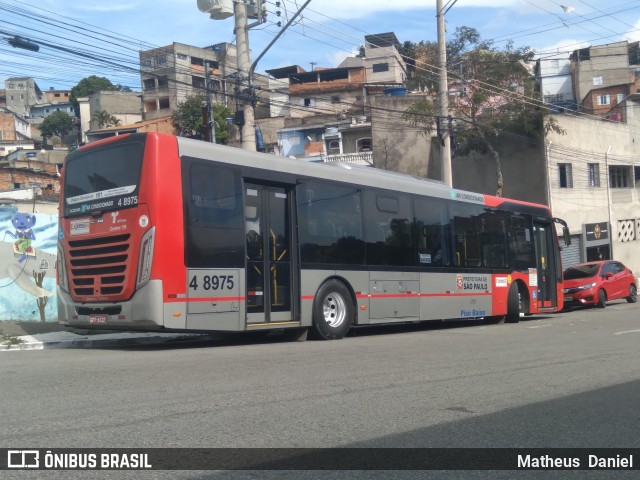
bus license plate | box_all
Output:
[89,314,108,324]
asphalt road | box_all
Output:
[2,300,639,480]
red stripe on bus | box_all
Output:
[302,292,492,300]
[165,296,245,303]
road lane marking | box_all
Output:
[614,329,640,335]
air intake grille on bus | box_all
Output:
[68,234,130,297]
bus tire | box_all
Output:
[312,280,354,340]
[505,283,522,323]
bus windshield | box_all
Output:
[63,139,144,217]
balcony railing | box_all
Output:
[322,152,373,165]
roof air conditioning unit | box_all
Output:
[197,0,234,20]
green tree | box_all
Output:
[172,94,232,144]
[403,27,491,93]
[212,103,232,144]
[92,110,122,129]
[404,32,565,196]
[40,111,75,145]
[69,76,116,115]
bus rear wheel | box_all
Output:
[312,280,354,340]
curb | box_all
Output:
[0,333,208,352]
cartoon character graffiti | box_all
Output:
[4,213,36,263]
[1,212,55,299]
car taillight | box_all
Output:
[136,227,155,288]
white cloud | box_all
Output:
[624,19,640,42]
[300,0,520,20]
[74,2,138,13]
[535,39,590,57]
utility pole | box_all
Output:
[204,60,216,143]
[235,1,256,151]
[436,0,452,187]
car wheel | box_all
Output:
[505,284,522,323]
[311,280,354,340]
[627,285,638,304]
[596,289,607,308]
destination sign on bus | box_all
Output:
[66,185,137,205]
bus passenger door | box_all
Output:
[533,221,558,309]
[244,183,294,324]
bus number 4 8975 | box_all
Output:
[189,275,235,291]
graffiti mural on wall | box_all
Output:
[0,206,58,322]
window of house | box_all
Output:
[155,56,166,65]
[303,98,315,107]
[157,77,168,88]
[617,93,625,104]
[609,166,631,188]
[593,76,603,85]
[558,163,573,188]
[141,59,152,67]
[143,78,155,90]
[372,63,389,73]
[635,166,640,185]
[597,94,610,105]
[331,96,341,104]
[356,138,372,152]
[327,140,340,155]
[588,163,600,187]
[158,98,170,109]
[192,76,205,89]
[177,54,188,60]
[191,57,204,67]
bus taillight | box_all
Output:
[57,247,69,292]
[137,227,155,288]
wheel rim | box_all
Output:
[631,286,637,302]
[322,292,347,328]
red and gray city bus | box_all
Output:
[57,132,569,340]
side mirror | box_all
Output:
[605,272,613,279]
[563,226,571,246]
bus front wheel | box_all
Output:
[505,283,523,323]
[312,280,354,340]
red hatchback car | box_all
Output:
[563,260,637,308]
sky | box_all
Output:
[1,0,640,91]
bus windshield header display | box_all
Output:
[63,140,144,217]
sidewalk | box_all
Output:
[0,321,207,351]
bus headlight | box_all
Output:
[136,227,155,289]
